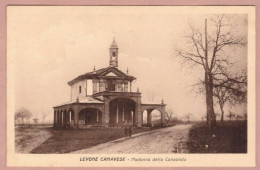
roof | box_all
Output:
[110,39,118,48]
[68,67,136,86]
[53,96,104,108]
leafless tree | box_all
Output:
[213,87,231,122]
[15,108,32,124]
[175,15,246,128]
[201,115,206,122]
[226,111,236,121]
[41,111,47,124]
[165,108,174,126]
[185,113,192,123]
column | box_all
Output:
[130,82,132,92]
[61,111,63,127]
[69,111,71,122]
[68,111,71,127]
[122,103,125,122]
[116,103,119,124]
[60,112,62,127]
[58,112,61,127]
[161,107,166,126]
[74,105,79,128]
[54,111,56,127]
[96,109,99,122]
[147,109,152,127]
[63,112,65,127]
[57,112,59,127]
[135,97,142,127]
[124,82,128,92]
[102,99,110,127]
[118,82,123,92]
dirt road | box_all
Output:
[72,124,193,154]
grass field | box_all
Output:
[30,126,163,153]
[187,121,247,153]
[15,125,52,153]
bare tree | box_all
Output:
[214,87,231,122]
[41,111,47,124]
[185,113,192,123]
[176,15,246,128]
[226,111,236,121]
[15,108,32,124]
[165,108,174,126]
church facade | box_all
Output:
[53,39,166,128]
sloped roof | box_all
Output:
[68,67,136,86]
[110,39,118,48]
[53,96,104,108]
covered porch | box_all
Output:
[53,97,105,128]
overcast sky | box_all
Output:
[8,6,248,122]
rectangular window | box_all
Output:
[79,86,81,93]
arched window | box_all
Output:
[79,86,81,93]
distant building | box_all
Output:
[33,118,39,124]
[53,39,166,128]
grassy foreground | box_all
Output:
[31,126,161,154]
[187,121,247,153]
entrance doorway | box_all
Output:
[78,108,102,126]
[109,98,136,127]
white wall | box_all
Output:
[87,79,93,96]
[71,80,87,101]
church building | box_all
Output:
[53,39,166,128]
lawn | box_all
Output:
[187,121,247,153]
[31,126,162,154]
[15,125,52,153]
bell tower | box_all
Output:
[109,38,118,67]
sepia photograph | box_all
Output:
[6,5,255,167]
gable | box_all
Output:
[105,72,118,77]
[100,68,126,77]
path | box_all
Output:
[71,124,193,154]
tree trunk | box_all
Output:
[220,104,224,122]
[205,72,210,125]
[208,74,216,128]
[205,71,216,128]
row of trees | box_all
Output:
[15,107,47,124]
[176,15,247,128]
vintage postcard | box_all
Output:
[6,6,255,167]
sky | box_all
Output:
[7,6,248,123]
